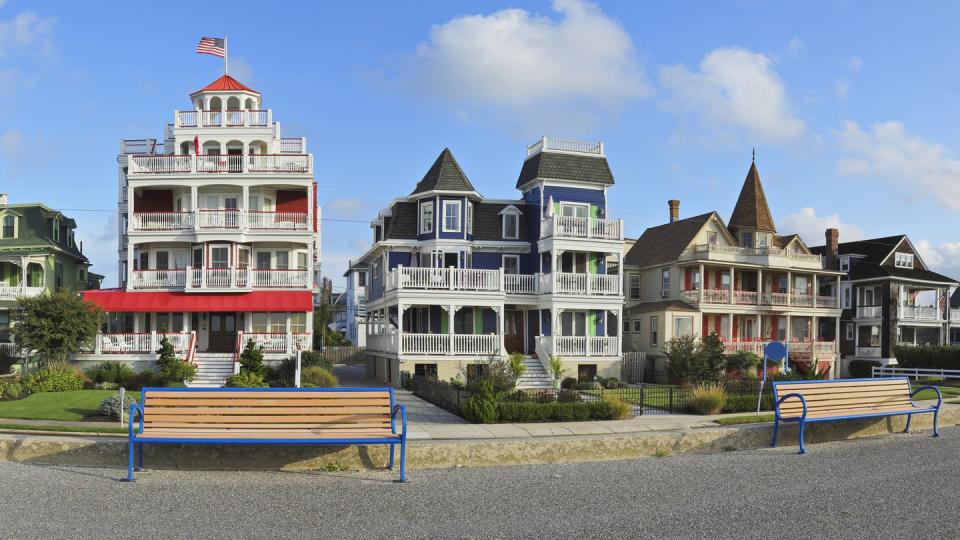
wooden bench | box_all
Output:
[771,377,941,454]
[126,387,408,482]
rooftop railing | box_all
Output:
[527,136,604,157]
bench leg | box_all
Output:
[770,418,780,448]
[388,443,395,470]
[798,420,806,455]
[933,410,940,438]
[398,439,406,483]
[137,443,144,471]
[125,438,135,482]
[904,414,912,433]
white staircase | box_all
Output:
[188,353,235,388]
[515,356,554,389]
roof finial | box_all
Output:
[752,147,755,163]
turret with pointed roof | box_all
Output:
[410,148,479,197]
[728,160,776,236]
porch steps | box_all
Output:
[188,353,235,388]
[516,357,554,389]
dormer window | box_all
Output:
[52,219,60,242]
[839,257,850,272]
[741,232,753,248]
[1,215,15,238]
[500,205,521,240]
[895,253,914,269]
[757,233,768,248]
[419,201,434,235]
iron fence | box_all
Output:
[322,346,366,364]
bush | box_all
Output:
[24,365,86,393]
[560,377,577,389]
[665,333,726,384]
[848,359,881,378]
[0,379,26,400]
[238,339,266,376]
[268,353,334,386]
[602,395,632,419]
[722,392,773,413]
[725,351,760,373]
[124,370,159,390]
[97,393,137,420]
[508,352,527,383]
[300,351,333,371]
[86,362,135,385]
[573,381,601,391]
[495,401,625,422]
[155,337,197,384]
[300,366,338,388]
[225,372,269,388]
[686,383,727,415]
[463,394,498,423]
[893,345,960,370]
[598,376,627,389]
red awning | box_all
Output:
[82,289,313,313]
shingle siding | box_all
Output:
[516,152,614,188]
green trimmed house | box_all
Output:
[0,194,96,357]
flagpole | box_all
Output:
[224,35,229,75]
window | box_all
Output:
[414,363,438,378]
[357,271,367,287]
[622,318,629,334]
[0,311,9,342]
[155,251,169,270]
[68,230,75,248]
[707,231,717,246]
[845,323,854,341]
[290,312,306,334]
[256,251,272,269]
[297,252,308,271]
[629,274,641,300]
[674,316,694,338]
[840,257,850,272]
[252,312,269,333]
[650,317,658,346]
[419,201,434,234]
[895,252,914,268]
[78,268,85,281]
[757,234,768,248]
[275,251,289,269]
[54,263,63,290]
[560,252,587,273]
[560,311,587,336]
[502,212,519,239]
[210,246,229,268]
[502,255,520,275]
[237,248,250,270]
[454,309,474,335]
[442,200,461,232]
[2,215,15,238]
[136,251,148,271]
[660,269,670,297]
[632,320,642,333]
[560,203,589,218]
[857,325,881,347]
[841,283,852,309]
[192,247,203,268]
[52,219,60,242]
[577,364,597,382]
[466,202,473,235]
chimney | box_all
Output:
[825,228,839,269]
[0,193,7,206]
[668,200,680,223]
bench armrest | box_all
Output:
[128,403,144,438]
[910,385,943,409]
[391,404,407,438]
[775,392,807,420]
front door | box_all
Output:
[208,312,237,353]
[505,309,524,354]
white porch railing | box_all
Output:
[527,137,603,156]
[402,333,449,355]
[251,269,308,288]
[0,285,44,301]
[178,109,270,128]
[791,293,813,307]
[245,211,308,230]
[131,212,194,231]
[540,216,623,240]
[722,340,836,357]
[237,333,313,354]
[127,154,312,175]
[388,267,501,292]
[899,306,941,321]
[366,333,398,354]
[95,332,190,354]
[247,154,311,173]
[952,309,960,322]
[0,342,22,357]
[129,155,192,174]
[816,295,838,308]
[504,274,537,294]
[539,336,620,357]
[681,289,730,303]
[280,138,305,153]
[733,290,758,305]
[131,269,186,289]
[453,334,499,355]
[856,306,882,318]
[197,209,241,229]
[385,267,621,296]
[547,272,620,295]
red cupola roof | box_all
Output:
[191,75,259,95]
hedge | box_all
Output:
[848,359,881,378]
[495,401,622,422]
[893,345,960,370]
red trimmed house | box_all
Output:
[72,75,319,386]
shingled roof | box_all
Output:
[516,151,614,189]
[624,212,715,268]
[382,202,417,240]
[410,148,477,196]
[0,204,87,261]
[809,235,905,263]
[728,162,776,233]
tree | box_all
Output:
[156,337,197,384]
[312,306,351,349]
[665,333,726,384]
[239,339,266,376]
[12,291,102,366]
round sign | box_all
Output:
[764,341,787,361]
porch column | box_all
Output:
[19,257,27,287]
[241,185,249,231]
[756,314,762,342]
[833,317,841,379]
[126,241,134,289]
[758,269,763,304]
[785,314,792,343]
[812,274,819,308]
[448,305,455,355]
[397,304,405,355]
[725,314,733,341]
[494,306,504,355]
[728,266,735,304]
[787,271,793,306]
[698,263,705,302]
[285,315,293,354]
[190,185,199,216]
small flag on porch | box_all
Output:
[194,135,199,156]
[196,37,226,58]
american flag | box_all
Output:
[196,37,226,58]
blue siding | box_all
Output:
[437,197,467,239]
[542,185,605,215]
[595,311,605,336]
[416,198,434,241]
[388,251,411,270]
[472,252,502,270]
[482,309,496,334]
[523,188,542,268]
[541,309,551,336]
[430,305,443,333]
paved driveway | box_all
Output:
[333,365,467,427]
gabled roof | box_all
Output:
[810,235,905,263]
[810,234,958,284]
[191,75,259,95]
[0,204,86,261]
[410,149,478,196]
[624,212,718,268]
[516,151,614,189]
[728,162,776,232]
[846,263,957,284]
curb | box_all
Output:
[1,409,956,473]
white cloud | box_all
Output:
[0,129,21,156]
[836,120,960,212]
[396,0,650,134]
[915,240,960,275]
[786,37,805,55]
[0,10,55,57]
[325,198,366,219]
[659,47,805,143]
[779,207,866,245]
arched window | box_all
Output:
[2,215,15,238]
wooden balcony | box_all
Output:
[128,154,312,175]
[130,210,308,232]
[681,288,837,309]
[540,216,623,241]
[536,335,620,357]
[132,268,309,291]
[898,306,941,321]
[367,332,500,356]
[0,285,44,301]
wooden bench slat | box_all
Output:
[779,405,919,419]
[787,390,917,401]
[780,403,914,416]
[143,421,391,429]
[775,383,909,395]
[143,414,393,423]
[144,406,391,415]
[779,395,913,407]
[139,431,398,440]
[145,391,392,399]
[146,398,391,407]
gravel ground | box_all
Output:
[3,427,957,539]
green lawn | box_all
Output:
[0,390,140,421]
[0,422,127,434]
[910,384,960,401]
[715,414,775,425]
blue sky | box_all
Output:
[1,0,959,292]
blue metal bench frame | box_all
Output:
[126,386,408,482]
[771,377,941,454]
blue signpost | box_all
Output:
[758,341,788,415]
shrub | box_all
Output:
[156,337,197,384]
[495,401,624,422]
[598,376,627,389]
[300,351,333,371]
[0,380,26,400]
[508,352,527,383]
[893,345,960,370]
[722,392,773,413]
[97,393,138,420]
[665,334,726,384]
[463,394,498,423]
[548,356,566,381]
[686,383,728,415]
[573,381,601,391]
[848,359,881,378]
[239,339,266,376]
[560,377,577,389]
[86,361,135,385]
[300,366,338,388]
[269,353,334,386]
[225,372,269,388]
[725,351,760,373]
[24,365,86,393]
[124,370,158,390]
[602,395,632,419]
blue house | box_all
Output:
[358,137,625,386]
